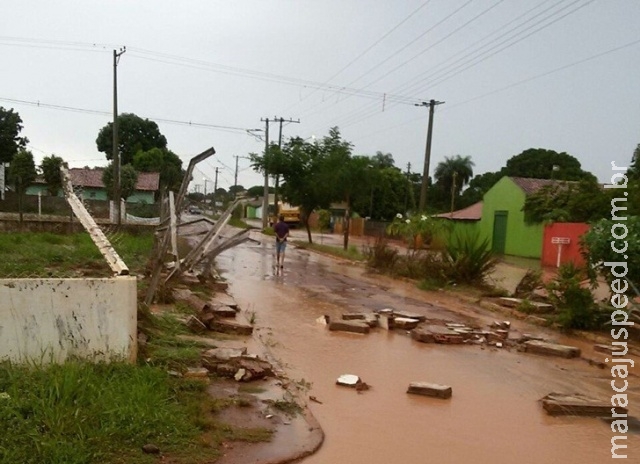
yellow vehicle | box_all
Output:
[269,201,300,227]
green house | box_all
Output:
[479,176,562,258]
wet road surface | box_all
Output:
[216,232,638,464]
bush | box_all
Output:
[444,232,498,285]
[546,262,600,330]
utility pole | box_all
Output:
[274,117,300,217]
[234,155,239,190]
[213,167,219,210]
[112,47,126,225]
[260,118,270,230]
[416,99,444,212]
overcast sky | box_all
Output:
[1,0,638,192]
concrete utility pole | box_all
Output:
[213,167,219,209]
[113,47,126,225]
[416,99,444,212]
[274,117,300,216]
[234,155,239,190]
[260,118,270,230]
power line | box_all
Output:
[0,96,254,133]
[280,0,434,114]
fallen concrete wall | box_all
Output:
[0,277,137,363]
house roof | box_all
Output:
[434,201,483,220]
[69,168,160,191]
[509,177,570,196]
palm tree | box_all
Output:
[434,155,474,213]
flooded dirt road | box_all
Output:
[216,234,638,464]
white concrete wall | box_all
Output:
[0,277,137,363]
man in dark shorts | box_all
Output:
[274,214,290,269]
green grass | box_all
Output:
[0,361,203,464]
[292,240,365,261]
[0,231,154,277]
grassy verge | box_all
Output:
[292,240,366,261]
[0,231,273,462]
[0,231,154,277]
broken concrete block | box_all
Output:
[593,344,612,354]
[363,314,379,328]
[316,315,329,325]
[378,314,394,330]
[407,382,452,399]
[328,320,370,334]
[393,317,420,330]
[342,313,366,320]
[200,348,247,372]
[210,305,238,318]
[541,393,628,416]
[209,319,254,336]
[411,325,464,344]
[524,340,580,359]
[210,293,238,309]
[185,315,207,334]
[394,311,426,322]
[375,308,394,315]
[234,368,246,381]
[336,374,360,387]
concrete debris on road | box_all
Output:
[336,374,370,392]
[407,382,452,399]
[524,340,581,359]
[541,393,627,416]
[328,319,370,334]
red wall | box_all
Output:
[541,223,590,268]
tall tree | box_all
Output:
[133,147,183,194]
[459,171,503,208]
[40,154,64,196]
[434,155,474,213]
[9,149,37,222]
[503,148,593,181]
[96,113,167,166]
[0,107,29,164]
[102,163,139,201]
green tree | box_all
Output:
[40,154,64,196]
[0,107,29,164]
[459,171,503,207]
[523,178,612,224]
[102,163,139,201]
[279,137,329,242]
[503,148,594,181]
[581,217,640,293]
[9,149,37,222]
[96,113,167,166]
[434,155,475,213]
[133,147,183,195]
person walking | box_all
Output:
[274,214,290,269]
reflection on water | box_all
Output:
[217,241,636,464]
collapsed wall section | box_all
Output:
[0,276,137,363]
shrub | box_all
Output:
[546,262,600,330]
[444,232,498,285]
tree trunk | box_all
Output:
[304,210,313,244]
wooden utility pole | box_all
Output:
[416,99,444,212]
[113,47,126,225]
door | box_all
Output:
[492,211,508,254]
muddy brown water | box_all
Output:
[215,236,638,464]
